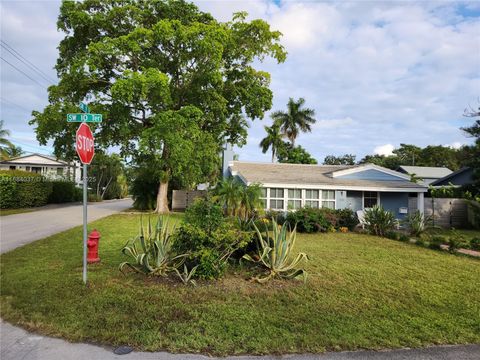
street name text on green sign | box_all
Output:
[79,102,90,113]
[67,113,102,123]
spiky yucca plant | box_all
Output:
[119,217,186,276]
[363,205,397,237]
[243,218,308,283]
[405,210,435,236]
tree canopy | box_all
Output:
[323,154,356,165]
[271,97,316,147]
[30,0,286,212]
[277,142,317,164]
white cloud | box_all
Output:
[312,117,355,130]
[445,142,464,149]
[373,144,395,156]
[1,1,478,161]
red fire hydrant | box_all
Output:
[87,229,101,263]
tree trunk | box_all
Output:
[155,180,169,213]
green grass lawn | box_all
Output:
[1,214,479,355]
[0,208,37,216]
[425,228,480,249]
[427,228,480,239]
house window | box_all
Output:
[9,166,16,170]
[57,168,64,175]
[31,167,41,174]
[288,189,302,209]
[269,188,284,210]
[364,191,378,208]
[322,190,336,209]
[260,187,267,209]
[26,166,30,171]
[305,189,319,208]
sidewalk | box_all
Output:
[1,321,479,360]
[0,198,133,253]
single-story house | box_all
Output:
[227,161,428,218]
[397,165,452,186]
[0,153,81,184]
[430,167,474,187]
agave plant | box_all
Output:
[119,216,186,276]
[404,210,435,237]
[174,264,198,286]
[243,218,308,283]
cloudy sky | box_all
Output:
[1,0,479,162]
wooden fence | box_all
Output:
[172,190,206,211]
[423,198,469,229]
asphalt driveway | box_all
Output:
[0,198,133,254]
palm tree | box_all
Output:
[259,123,283,163]
[271,97,316,147]
[239,183,263,220]
[214,177,243,216]
[0,120,15,160]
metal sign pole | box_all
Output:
[83,163,88,284]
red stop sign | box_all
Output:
[76,123,95,164]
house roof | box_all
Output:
[229,161,427,192]
[430,167,473,186]
[397,165,452,179]
[0,153,68,166]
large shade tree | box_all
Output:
[30,0,286,212]
[271,97,316,147]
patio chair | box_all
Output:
[356,210,366,229]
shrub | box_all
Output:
[363,205,396,237]
[286,207,330,233]
[285,207,358,233]
[48,181,80,203]
[470,237,480,251]
[173,204,251,280]
[0,170,52,208]
[429,235,445,250]
[385,231,399,241]
[264,210,286,225]
[130,167,159,210]
[335,208,359,230]
[184,197,224,234]
[242,218,309,283]
[415,238,426,247]
[398,233,410,242]
[447,230,466,253]
[173,223,250,279]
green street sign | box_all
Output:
[79,102,90,113]
[67,113,102,123]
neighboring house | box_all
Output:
[397,165,452,186]
[430,167,474,187]
[227,161,428,219]
[0,153,80,184]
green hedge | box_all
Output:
[285,207,359,233]
[0,170,84,208]
[48,181,82,203]
[0,170,53,209]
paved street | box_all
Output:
[1,320,479,360]
[0,198,133,254]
